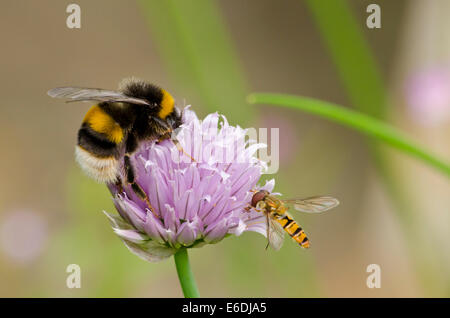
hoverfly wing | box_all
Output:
[268,217,285,250]
[284,196,339,213]
[47,87,151,106]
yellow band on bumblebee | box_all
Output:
[83,105,124,144]
[158,89,175,119]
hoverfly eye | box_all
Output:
[251,190,268,207]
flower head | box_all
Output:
[105,108,273,262]
[405,66,450,126]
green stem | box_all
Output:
[174,248,200,298]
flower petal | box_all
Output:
[113,194,146,232]
[122,240,176,263]
[176,221,199,246]
[204,218,229,243]
[105,108,275,260]
[113,228,148,244]
[143,212,167,243]
[227,217,247,236]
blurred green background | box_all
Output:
[0,0,449,297]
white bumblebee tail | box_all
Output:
[75,146,119,183]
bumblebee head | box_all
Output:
[251,190,269,207]
[119,77,175,119]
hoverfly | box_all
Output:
[248,190,339,250]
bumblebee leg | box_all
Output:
[156,131,170,143]
[124,134,158,218]
[157,130,196,162]
[265,214,270,250]
[172,136,196,162]
[124,154,158,218]
[114,177,124,194]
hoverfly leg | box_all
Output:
[265,214,270,250]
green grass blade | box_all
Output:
[139,0,251,125]
[248,93,450,177]
[304,0,386,118]
[304,0,449,294]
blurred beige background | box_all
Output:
[0,0,449,297]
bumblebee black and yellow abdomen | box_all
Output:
[78,123,121,158]
[48,78,183,213]
[75,105,125,183]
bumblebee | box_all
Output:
[48,78,184,215]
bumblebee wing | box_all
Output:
[283,196,339,213]
[268,217,285,251]
[47,87,151,106]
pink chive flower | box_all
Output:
[0,210,48,264]
[104,108,274,262]
[405,67,450,126]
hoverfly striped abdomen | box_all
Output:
[271,211,310,248]
[249,190,339,250]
